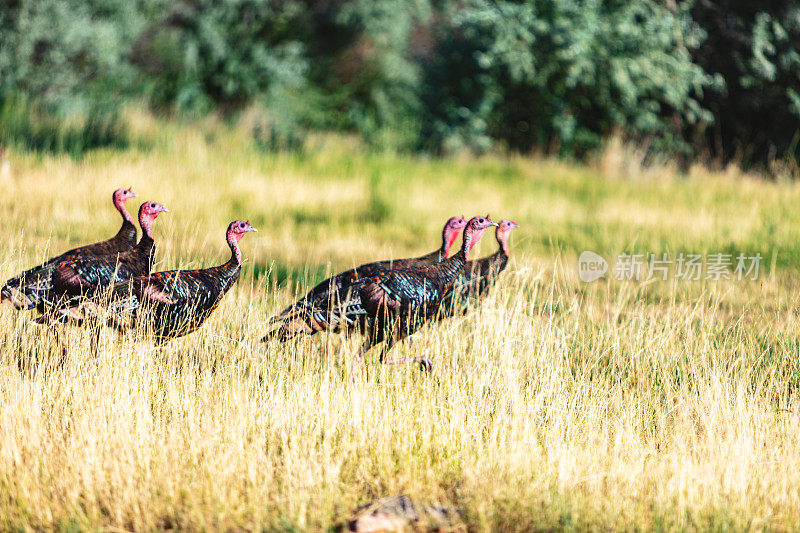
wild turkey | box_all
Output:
[45,201,169,313]
[295,215,497,373]
[440,219,519,316]
[101,220,257,340]
[1,188,138,310]
[265,215,467,341]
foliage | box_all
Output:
[0,0,797,169]
[324,0,430,150]
[0,0,149,113]
[0,92,129,157]
[420,0,711,156]
[130,0,308,116]
[0,0,144,155]
[690,0,800,168]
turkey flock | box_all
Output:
[1,188,518,373]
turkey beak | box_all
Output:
[159,206,169,213]
[510,221,519,229]
[247,223,258,232]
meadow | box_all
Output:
[2,121,800,531]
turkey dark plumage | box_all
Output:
[1,188,138,312]
[45,201,168,316]
[277,216,497,374]
[265,216,467,341]
[102,220,257,340]
[440,219,519,317]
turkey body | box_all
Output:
[343,216,497,370]
[25,201,166,317]
[272,246,448,326]
[440,251,509,317]
[48,239,157,306]
[347,257,468,346]
[1,211,137,311]
[267,215,469,341]
[110,262,241,340]
[104,220,256,340]
[288,216,497,372]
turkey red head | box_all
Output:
[138,201,169,238]
[442,216,467,257]
[228,220,258,240]
[461,214,499,258]
[227,220,258,263]
[139,201,168,218]
[496,220,519,255]
[113,187,138,223]
[113,187,137,205]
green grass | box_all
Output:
[1,123,800,530]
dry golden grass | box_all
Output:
[2,127,800,531]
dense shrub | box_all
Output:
[0,92,130,158]
[689,0,800,169]
[129,0,428,149]
[0,0,144,154]
[0,0,797,169]
[0,0,149,112]
[420,0,711,156]
[130,0,308,115]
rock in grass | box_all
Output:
[347,495,463,532]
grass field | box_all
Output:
[2,123,800,531]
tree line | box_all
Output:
[0,0,797,170]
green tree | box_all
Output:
[0,0,152,112]
[130,0,308,115]
[690,0,800,168]
[421,0,712,156]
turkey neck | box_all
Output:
[470,229,508,271]
[112,197,137,242]
[496,228,511,257]
[440,224,458,259]
[134,211,157,258]
[433,223,485,285]
[113,218,137,243]
[218,232,244,279]
[483,227,512,273]
[482,249,509,280]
